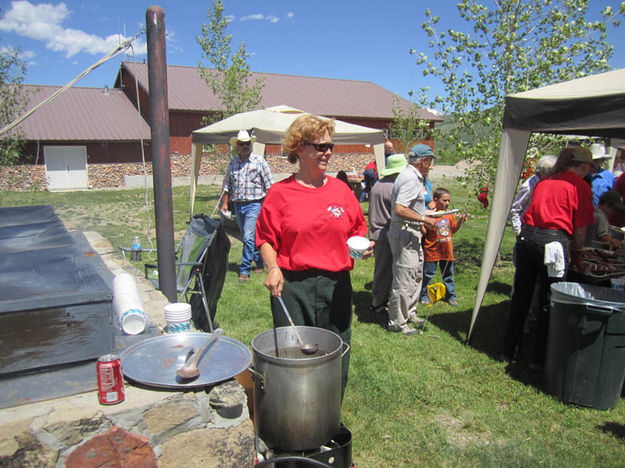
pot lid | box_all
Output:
[120,332,251,388]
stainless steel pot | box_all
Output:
[250,326,348,451]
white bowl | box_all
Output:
[164,303,191,313]
[347,236,369,259]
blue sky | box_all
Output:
[1,0,624,105]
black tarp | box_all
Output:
[0,205,113,375]
[0,205,111,312]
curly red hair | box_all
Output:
[283,115,335,163]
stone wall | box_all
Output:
[0,381,255,467]
[0,152,375,191]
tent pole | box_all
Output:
[467,128,530,344]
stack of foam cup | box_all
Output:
[113,273,148,335]
[164,303,192,333]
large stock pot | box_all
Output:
[250,326,348,451]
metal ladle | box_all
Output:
[176,328,224,379]
[276,296,319,355]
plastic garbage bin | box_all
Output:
[546,281,625,410]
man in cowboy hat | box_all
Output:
[386,144,438,335]
[221,129,274,282]
[588,143,615,205]
[367,153,407,316]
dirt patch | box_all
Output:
[435,410,494,449]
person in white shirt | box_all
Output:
[509,155,556,237]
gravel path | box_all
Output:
[429,160,469,181]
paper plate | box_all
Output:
[120,332,251,388]
[428,209,461,218]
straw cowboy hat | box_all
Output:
[590,143,610,160]
[229,129,257,147]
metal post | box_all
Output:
[146,6,176,302]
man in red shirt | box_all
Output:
[502,146,595,369]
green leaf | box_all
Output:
[407,0,620,193]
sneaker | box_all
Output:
[448,299,458,306]
[408,315,426,326]
[420,298,431,306]
[239,273,250,282]
[388,324,420,335]
[254,267,265,274]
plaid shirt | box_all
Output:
[224,153,274,202]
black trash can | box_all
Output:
[546,282,625,410]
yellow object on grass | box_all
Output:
[426,282,447,306]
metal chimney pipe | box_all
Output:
[146,6,176,302]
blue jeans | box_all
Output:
[359,169,377,202]
[234,201,263,275]
[419,260,456,302]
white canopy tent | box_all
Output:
[468,68,625,342]
[189,105,386,217]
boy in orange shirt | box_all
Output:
[419,187,467,306]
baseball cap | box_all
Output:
[407,144,436,162]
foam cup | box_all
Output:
[121,309,148,335]
[347,236,369,259]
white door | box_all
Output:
[44,146,88,191]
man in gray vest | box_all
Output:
[386,144,437,335]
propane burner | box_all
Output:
[255,424,354,468]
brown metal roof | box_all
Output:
[15,85,151,141]
[119,61,442,122]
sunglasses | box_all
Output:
[237,141,251,146]
[305,142,334,152]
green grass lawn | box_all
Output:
[4,184,625,467]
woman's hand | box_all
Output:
[260,243,283,296]
[362,240,375,260]
[264,266,284,297]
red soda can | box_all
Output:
[96,354,125,405]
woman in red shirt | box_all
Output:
[255,114,372,397]
[502,146,595,369]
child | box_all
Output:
[419,187,467,306]
[585,190,625,250]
